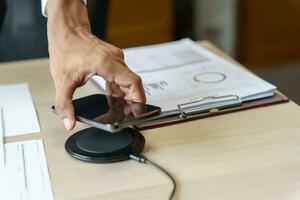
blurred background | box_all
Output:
[0,0,299,103]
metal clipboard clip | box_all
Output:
[177,95,242,119]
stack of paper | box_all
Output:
[0,83,53,200]
[0,140,53,200]
[92,38,276,116]
[0,83,40,136]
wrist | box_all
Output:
[47,0,90,35]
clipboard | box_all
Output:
[135,91,289,130]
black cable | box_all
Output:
[129,153,176,200]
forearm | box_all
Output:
[46,0,90,37]
[46,0,92,54]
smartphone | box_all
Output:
[51,94,161,132]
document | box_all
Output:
[0,140,54,200]
[92,38,276,115]
[0,83,40,136]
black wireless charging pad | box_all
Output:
[65,127,145,163]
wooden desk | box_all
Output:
[1,42,300,200]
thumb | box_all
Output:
[55,83,76,131]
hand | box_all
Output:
[46,0,146,131]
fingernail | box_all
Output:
[63,118,71,131]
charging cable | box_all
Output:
[129,153,176,200]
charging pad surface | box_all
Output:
[65,127,145,163]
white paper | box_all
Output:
[0,83,40,136]
[92,39,276,113]
[0,139,54,200]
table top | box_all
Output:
[1,42,300,200]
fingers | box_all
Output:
[112,65,146,103]
[128,74,146,103]
[124,75,146,103]
[55,82,76,131]
[106,82,125,98]
[91,42,146,103]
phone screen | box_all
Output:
[52,94,160,131]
